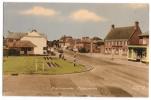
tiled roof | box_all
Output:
[105,26,135,40]
[13,40,36,48]
[6,31,47,39]
[6,32,28,39]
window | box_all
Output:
[116,41,117,46]
[28,48,32,51]
[125,41,127,46]
[112,41,114,45]
[108,42,110,46]
[113,41,115,46]
[120,41,122,45]
[117,41,119,46]
[123,41,125,45]
[43,47,47,50]
[106,42,108,46]
[123,49,125,51]
[105,48,108,53]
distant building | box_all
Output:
[92,37,104,53]
[81,36,91,42]
[128,32,149,63]
[59,35,74,49]
[5,29,47,55]
[104,21,142,56]
[74,36,104,53]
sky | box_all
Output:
[3,3,149,40]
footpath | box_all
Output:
[81,53,148,68]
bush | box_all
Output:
[8,49,20,56]
[3,49,9,56]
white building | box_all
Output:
[21,30,47,55]
[6,29,47,55]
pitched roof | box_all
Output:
[6,30,47,39]
[13,40,36,48]
[105,26,135,40]
[7,32,28,39]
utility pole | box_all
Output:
[90,41,93,55]
[74,39,77,49]
[63,35,65,46]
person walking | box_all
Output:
[73,51,77,66]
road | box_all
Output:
[3,51,148,97]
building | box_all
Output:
[59,35,74,49]
[104,21,142,56]
[92,37,104,53]
[74,36,104,53]
[5,29,47,55]
[128,33,149,63]
[21,30,47,55]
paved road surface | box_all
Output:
[3,51,148,97]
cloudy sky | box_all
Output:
[4,3,149,40]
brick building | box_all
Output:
[104,21,142,56]
[74,36,104,53]
[59,35,74,49]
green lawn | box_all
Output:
[3,56,85,75]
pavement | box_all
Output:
[80,53,148,69]
[3,50,149,97]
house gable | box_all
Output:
[128,23,142,45]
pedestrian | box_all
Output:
[62,53,64,60]
[73,51,77,66]
[59,53,62,59]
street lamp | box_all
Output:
[90,40,93,55]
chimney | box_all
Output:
[111,24,115,29]
[135,21,139,29]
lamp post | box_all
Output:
[90,40,93,55]
[35,59,38,72]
